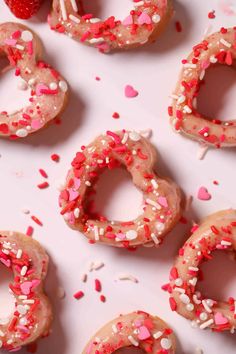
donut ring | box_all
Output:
[0,231,52,350]
[168,209,236,332]
[82,311,176,353]
[49,0,173,52]
[169,27,236,148]
[0,22,68,139]
[59,130,181,248]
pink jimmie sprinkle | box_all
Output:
[124,85,139,98]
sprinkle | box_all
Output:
[31,216,43,226]
[94,226,100,241]
[16,129,28,138]
[197,144,209,160]
[199,319,214,329]
[220,38,232,48]
[57,286,66,299]
[175,21,182,32]
[146,198,161,210]
[21,266,28,276]
[70,0,78,11]
[69,14,80,23]
[39,169,48,178]
[95,279,102,292]
[128,335,139,346]
[169,297,177,311]
[151,233,160,245]
[160,338,172,350]
[26,226,34,236]
[81,273,87,282]
[153,331,163,339]
[100,295,106,302]
[124,85,139,98]
[59,0,67,20]
[202,299,213,313]
[208,10,216,19]
[16,249,23,259]
[21,30,33,42]
[92,261,104,271]
[117,273,138,283]
[73,291,84,300]
[197,186,211,201]
[37,182,49,189]
[51,154,60,162]
[112,112,120,119]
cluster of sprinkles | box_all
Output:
[165,209,236,333]
[0,23,68,138]
[0,232,51,350]
[59,130,181,248]
[169,27,236,148]
[82,311,175,353]
[49,0,173,52]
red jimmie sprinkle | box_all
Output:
[95,279,102,292]
[169,297,177,311]
[37,181,49,189]
[100,295,106,302]
[39,169,48,178]
[51,153,60,162]
[73,291,84,300]
[26,226,34,237]
[175,21,182,33]
[31,215,43,226]
[112,112,120,119]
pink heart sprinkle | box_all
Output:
[137,12,152,25]
[214,312,229,325]
[31,119,43,130]
[122,15,133,26]
[20,281,32,295]
[125,85,139,98]
[36,83,49,96]
[74,178,81,189]
[4,38,17,46]
[116,233,126,240]
[31,279,41,289]
[69,189,79,201]
[197,186,212,201]
[134,319,142,328]
[138,326,151,340]
[0,258,11,268]
[158,196,168,208]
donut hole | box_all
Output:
[0,264,15,320]
[197,63,236,121]
[197,250,236,301]
[82,0,133,21]
[115,348,145,354]
[84,167,143,222]
[0,55,30,113]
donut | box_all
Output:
[0,231,52,350]
[168,209,236,332]
[49,0,173,52]
[59,130,181,248]
[0,22,68,139]
[169,27,236,148]
[82,311,176,353]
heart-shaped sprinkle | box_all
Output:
[20,281,32,295]
[0,258,11,268]
[122,15,133,26]
[157,196,168,208]
[138,325,151,340]
[69,189,79,201]
[137,12,152,25]
[125,85,139,98]
[36,83,49,96]
[214,312,229,325]
[31,119,43,130]
[197,186,212,201]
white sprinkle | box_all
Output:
[151,233,160,245]
[69,14,80,23]
[183,105,192,114]
[59,80,68,92]
[186,303,194,311]
[121,132,129,144]
[59,0,67,20]
[177,94,186,104]
[200,312,208,321]
[21,30,33,42]
[220,38,232,48]
[117,273,138,283]
[112,324,118,333]
[0,330,4,337]
[128,335,139,346]
[221,240,232,246]
[70,0,78,11]
[90,18,101,23]
[174,287,186,294]
[85,181,91,187]
[175,278,183,287]
[153,331,163,339]
[94,226,99,241]
[126,230,138,240]
[17,80,28,91]
[74,208,80,218]
[197,143,209,160]
[180,293,190,304]
[202,300,212,313]
[16,129,28,138]
[152,14,161,23]
[199,70,205,81]
[155,222,165,232]
[151,179,158,189]
[183,63,197,69]
[146,198,161,210]
[49,82,58,90]
[199,319,214,329]
[138,129,152,139]
[134,1,144,6]
[160,338,172,350]
[210,55,217,63]
[189,277,198,287]
[188,266,199,272]
[81,273,87,282]
[21,266,28,276]
[193,294,201,305]
[16,304,28,315]
[129,131,141,141]
[89,38,105,44]
[22,299,35,304]
[15,44,24,50]
[92,261,104,271]
[16,249,23,259]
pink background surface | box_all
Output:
[0,1,236,353]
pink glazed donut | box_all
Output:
[169,27,236,148]
[168,209,236,332]
[49,0,173,52]
[0,22,68,139]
